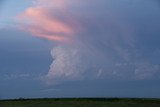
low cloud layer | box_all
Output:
[17,0,160,85]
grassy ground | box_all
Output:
[0,98,160,107]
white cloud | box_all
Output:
[43,44,106,85]
[43,46,84,85]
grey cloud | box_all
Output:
[3,73,30,80]
[16,0,160,85]
[134,63,160,80]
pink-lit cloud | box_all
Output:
[17,0,81,42]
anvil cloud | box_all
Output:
[18,0,81,42]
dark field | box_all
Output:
[0,98,160,107]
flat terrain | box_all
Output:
[0,98,160,107]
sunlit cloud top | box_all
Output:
[17,0,82,42]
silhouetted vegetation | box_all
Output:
[0,98,160,107]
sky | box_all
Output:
[0,0,160,99]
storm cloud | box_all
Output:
[17,0,160,85]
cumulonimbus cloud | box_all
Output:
[16,0,160,85]
[17,0,89,85]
